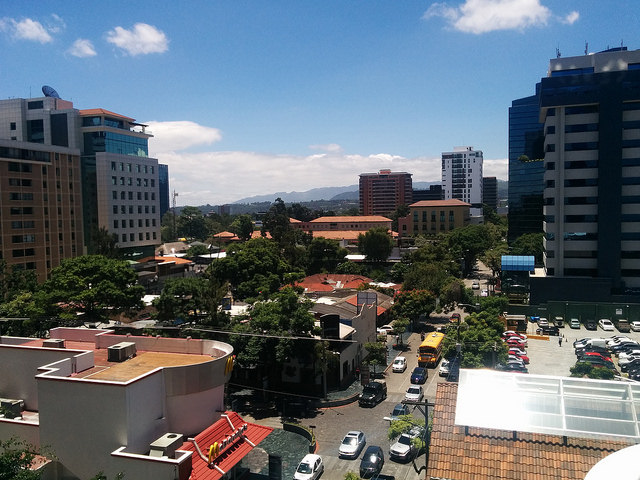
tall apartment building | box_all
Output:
[540,47,640,298]
[508,90,545,243]
[158,163,170,219]
[359,169,412,215]
[412,184,444,202]
[0,97,84,279]
[79,108,160,258]
[441,146,483,216]
[482,176,498,211]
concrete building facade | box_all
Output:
[442,146,483,216]
[397,199,470,237]
[540,47,640,295]
[359,169,412,215]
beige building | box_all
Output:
[0,327,235,479]
[398,199,470,237]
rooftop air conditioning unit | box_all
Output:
[42,338,65,348]
[149,433,184,458]
[107,342,137,362]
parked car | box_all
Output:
[569,318,581,329]
[450,313,461,323]
[294,454,324,480]
[496,363,529,373]
[410,367,428,384]
[508,355,527,366]
[481,289,489,297]
[599,319,615,331]
[530,316,540,323]
[389,433,417,462]
[389,403,410,421]
[622,359,640,373]
[405,385,424,402]
[439,359,450,377]
[360,446,384,478]
[606,336,633,347]
[502,331,527,341]
[576,357,617,371]
[617,319,631,333]
[505,336,528,347]
[505,338,526,348]
[573,337,593,349]
[538,318,549,327]
[537,324,560,336]
[554,316,564,328]
[359,381,387,407]
[392,356,407,373]
[610,342,640,354]
[339,431,366,459]
[618,349,640,361]
[508,350,530,364]
[619,354,640,367]
[471,281,480,290]
[577,351,612,363]
[377,325,394,335]
[575,345,610,358]
[508,346,527,356]
[631,321,640,332]
[585,320,598,330]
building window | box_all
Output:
[122,234,126,242]
[113,205,118,214]
[10,122,16,130]
[113,220,118,229]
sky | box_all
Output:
[1,0,638,206]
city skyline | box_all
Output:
[0,0,636,205]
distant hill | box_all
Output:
[234,185,358,204]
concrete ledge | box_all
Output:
[283,422,317,453]
[316,392,361,409]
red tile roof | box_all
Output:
[251,231,271,239]
[180,412,273,480]
[345,294,387,315]
[427,382,632,480]
[78,108,135,122]
[310,216,391,223]
[138,256,194,265]
[410,199,471,207]
[294,274,373,292]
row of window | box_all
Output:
[112,205,156,215]
[111,176,156,187]
[111,161,155,174]
[113,218,157,229]
[112,190,156,201]
[545,232,598,241]
[120,232,157,242]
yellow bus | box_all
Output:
[418,332,446,367]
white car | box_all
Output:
[392,357,407,373]
[439,359,450,377]
[294,454,324,480]
[632,321,640,332]
[338,430,366,459]
[599,319,615,331]
[389,433,416,461]
[605,336,631,347]
[377,325,394,335]
[506,336,528,347]
[481,289,488,297]
[471,281,480,290]
[619,354,640,366]
[405,385,424,402]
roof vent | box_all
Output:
[107,342,137,362]
[149,433,184,458]
[42,338,65,348]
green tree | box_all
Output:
[390,204,410,232]
[363,341,387,375]
[442,310,507,368]
[288,203,315,222]
[177,206,208,240]
[186,244,210,257]
[0,260,38,304]
[208,237,301,301]
[447,225,493,275]
[344,472,360,480]
[40,255,144,321]
[391,318,410,346]
[335,261,366,275]
[0,437,42,480]
[570,362,615,380]
[482,243,509,277]
[392,290,436,328]
[261,198,291,245]
[511,232,544,264]
[154,277,208,323]
[230,214,254,241]
[358,228,393,262]
[89,227,121,258]
[306,237,348,274]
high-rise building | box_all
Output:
[441,146,483,216]
[482,177,498,211]
[158,163,170,219]
[79,108,160,259]
[540,47,640,297]
[412,184,443,202]
[508,90,545,243]
[359,169,412,215]
[0,97,84,279]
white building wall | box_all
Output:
[441,146,483,216]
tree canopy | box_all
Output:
[0,437,42,480]
[306,237,348,274]
[40,255,144,321]
[357,228,393,262]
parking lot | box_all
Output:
[521,321,640,377]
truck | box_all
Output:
[617,319,631,333]
[359,380,387,407]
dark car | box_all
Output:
[410,367,428,384]
[360,445,384,478]
[621,358,640,373]
[575,345,610,357]
[576,357,617,372]
[359,381,387,407]
[585,320,598,330]
[611,342,640,354]
[389,403,410,420]
[537,324,560,336]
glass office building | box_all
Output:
[508,89,545,244]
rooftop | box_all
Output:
[310,216,391,223]
[79,108,135,122]
[410,199,471,207]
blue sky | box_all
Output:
[1,1,638,205]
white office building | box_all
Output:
[441,146,484,217]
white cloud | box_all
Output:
[68,38,97,58]
[424,0,553,34]
[146,119,508,206]
[106,23,168,55]
[309,143,343,153]
[562,11,579,25]
[146,121,222,153]
[0,17,53,43]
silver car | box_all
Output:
[339,430,366,459]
